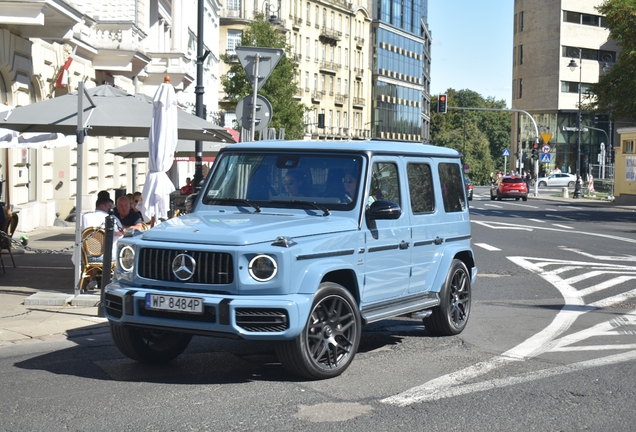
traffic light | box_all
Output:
[532,144,538,159]
[437,94,447,114]
[318,113,325,128]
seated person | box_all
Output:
[73,196,123,266]
[181,177,194,195]
[341,171,358,203]
[282,170,311,197]
[114,196,143,231]
[132,192,143,213]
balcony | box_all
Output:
[291,16,302,29]
[294,88,303,99]
[335,94,345,105]
[320,26,341,44]
[225,50,239,62]
[354,68,364,79]
[311,91,322,102]
[354,36,365,48]
[293,53,302,63]
[319,60,337,74]
[352,97,365,107]
[220,8,250,24]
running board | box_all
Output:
[360,292,439,324]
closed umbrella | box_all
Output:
[139,79,178,223]
[106,138,231,159]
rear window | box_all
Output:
[502,178,525,184]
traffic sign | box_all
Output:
[236,47,284,91]
[542,145,551,154]
[502,149,510,157]
[540,153,551,163]
[236,94,272,131]
[541,133,552,144]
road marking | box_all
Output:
[551,215,575,221]
[559,246,636,262]
[382,256,636,406]
[474,243,501,251]
[528,219,544,223]
[552,224,574,229]
[382,350,636,405]
[473,220,636,245]
[484,204,503,208]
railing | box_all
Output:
[320,26,341,41]
[352,97,365,106]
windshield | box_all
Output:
[202,152,364,211]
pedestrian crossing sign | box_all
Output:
[540,153,551,163]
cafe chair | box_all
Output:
[79,226,114,291]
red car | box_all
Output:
[490,175,528,201]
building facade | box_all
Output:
[218,0,431,142]
[0,0,223,231]
[512,0,619,179]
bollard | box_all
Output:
[562,187,569,198]
[99,208,115,317]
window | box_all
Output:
[315,5,319,25]
[582,14,599,26]
[438,163,465,213]
[329,76,333,95]
[519,78,523,99]
[519,45,523,65]
[314,40,318,60]
[370,162,400,205]
[407,163,434,213]
[227,30,242,54]
[321,74,325,92]
[306,2,310,24]
[313,73,318,90]
[305,71,309,89]
[561,81,591,93]
[344,48,349,68]
[345,17,349,36]
[625,140,635,154]
[305,37,310,60]
[519,11,524,31]
[563,11,581,24]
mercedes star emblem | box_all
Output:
[172,253,196,281]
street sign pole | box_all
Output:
[250,54,260,142]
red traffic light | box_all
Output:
[437,94,447,114]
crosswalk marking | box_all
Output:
[474,243,501,251]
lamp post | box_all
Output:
[568,50,583,198]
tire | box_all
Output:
[423,259,471,336]
[568,181,575,187]
[522,196,527,201]
[496,193,502,201]
[539,181,547,187]
[490,193,495,201]
[276,282,361,380]
[515,197,520,201]
[110,322,192,364]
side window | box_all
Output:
[407,163,434,213]
[370,162,400,205]
[438,162,466,213]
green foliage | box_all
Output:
[221,15,308,139]
[586,0,636,121]
[431,89,510,184]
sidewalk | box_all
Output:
[0,225,108,346]
[1,195,635,347]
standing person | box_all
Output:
[114,196,143,230]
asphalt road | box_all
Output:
[1,190,636,431]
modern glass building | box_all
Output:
[372,0,431,142]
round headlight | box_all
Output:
[119,245,135,272]
[248,254,277,282]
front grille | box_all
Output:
[138,248,233,284]
[138,300,217,323]
[235,308,289,332]
[105,293,123,318]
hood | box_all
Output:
[139,211,359,245]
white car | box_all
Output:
[537,173,578,187]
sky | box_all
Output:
[428,0,514,107]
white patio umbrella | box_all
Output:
[139,79,179,223]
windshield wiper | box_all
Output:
[270,200,330,216]
[206,198,261,213]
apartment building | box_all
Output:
[218,0,431,142]
[0,0,222,230]
[512,0,619,178]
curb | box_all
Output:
[24,292,101,307]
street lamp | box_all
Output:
[568,50,583,198]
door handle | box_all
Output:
[434,237,443,245]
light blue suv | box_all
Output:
[105,140,477,379]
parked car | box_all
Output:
[464,176,473,201]
[490,175,528,201]
[537,173,577,188]
[104,140,477,380]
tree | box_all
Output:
[431,89,509,184]
[586,0,636,121]
[221,15,307,139]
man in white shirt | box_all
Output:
[72,197,123,265]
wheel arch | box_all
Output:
[296,260,360,302]
[431,246,475,293]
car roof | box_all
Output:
[222,139,461,158]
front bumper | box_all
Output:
[104,282,313,340]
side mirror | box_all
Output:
[185,192,199,213]
[366,200,402,220]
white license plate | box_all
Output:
[509,189,519,193]
[145,294,204,314]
